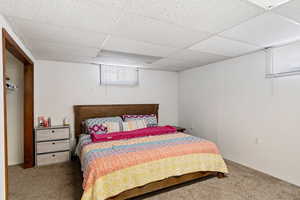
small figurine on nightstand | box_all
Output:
[38,116,52,127]
[47,117,52,127]
[38,116,44,127]
[63,117,70,126]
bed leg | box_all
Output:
[217,172,226,178]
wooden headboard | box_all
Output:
[74,104,159,137]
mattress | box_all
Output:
[76,131,228,200]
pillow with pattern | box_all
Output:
[85,117,123,134]
[123,114,158,127]
[122,119,147,132]
[103,122,121,133]
[88,124,107,135]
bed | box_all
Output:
[74,104,228,200]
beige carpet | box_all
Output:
[8,160,300,200]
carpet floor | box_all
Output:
[8,160,300,200]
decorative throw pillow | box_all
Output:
[88,124,107,135]
[123,114,158,127]
[103,122,121,133]
[85,117,123,134]
[122,119,147,131]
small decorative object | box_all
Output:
[38,116,44,127]
[63,117,69,126]
[44,118,49,127]
[38,116,51,127]
[47,117,52,127]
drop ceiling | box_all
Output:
[0,0,299,71]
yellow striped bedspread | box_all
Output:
[76,132,228,200]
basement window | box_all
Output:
[266,41,300,78]
[100,64,139,86]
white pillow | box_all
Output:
[103,122,121,133]
[122,119,147,131]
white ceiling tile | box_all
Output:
[274,0,300,24]
[220,13,300,47]
[125,0,264,33]
[1,0,125,34]
[36,54,95,64]
[0,0,41,20]
[145,58,190,71]
[35,0,122,34]
[112,13,212,48]
[57,28,107,48]
[181,58,228,68]
[150,58,188,68]
[8,17,107,48]
[146,50,229,70]
[89,0,127,9]
[8,17,61,42]
[29,40,99,58]
[33,0,72,25]
[168,49,229,64]
[92,50,163,66]
[0,0,12,16]
[150,50,229,70]
[189,36,261,57]
[102,37,178,57]
[247,0,291,9]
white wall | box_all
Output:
[35,60,179,145]
[179,51,300,186]
[0,14,34,200]
[6,51,24,166]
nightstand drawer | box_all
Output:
[36,128,69,141]
[37,151,70,166]
[37,140,70,154]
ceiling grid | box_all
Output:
[0,0,299,71]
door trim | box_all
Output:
[2,28,34,200]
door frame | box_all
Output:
[2,28,34,199]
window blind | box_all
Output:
[266,41,300,78]
[100,64,139,86]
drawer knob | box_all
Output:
[52,142,55,145]
[51,130,55,133]
[52,154,56,157]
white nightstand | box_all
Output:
[35,125,71,166]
